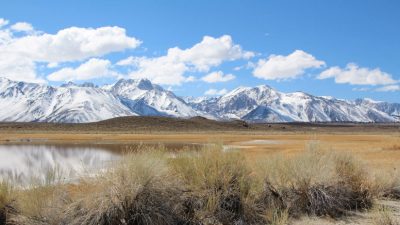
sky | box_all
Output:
[0,0,399,102]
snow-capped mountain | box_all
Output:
[0,77,135,123]
[188,85,397,122]
[0,77,398,123]
[110,79,198,117]
[354,98,400,119]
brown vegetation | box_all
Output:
[1,144,399,225]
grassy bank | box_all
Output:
[1,143,400,225]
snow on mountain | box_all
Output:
[0,77,398,123]
[354,98,400,121]
[190,85,397,122]
[110,79,198,117]
[0,77,135,123]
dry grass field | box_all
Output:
[1,131,399,170]
[0,119,399,224]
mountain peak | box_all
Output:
[61,81,97,88]
[256,84,274,90]
[0,77,10,82]
[114,78,156,91]
[0,77,398,123]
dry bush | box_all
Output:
[8,166,70,225]
[255,142,373,219]
[170,145,263,225]
[61,150,185,225]
[372,206,399,225]
[373,170,400,200]
[0,181,14,225]
[4,143,397,224]
[264,208,289,225]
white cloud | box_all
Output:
[201,71,235,83]
[0,21,141,82]
[253,50,325,80]
[5,26,141,63]
[47,62,59,68]
[119,35,253,85]
[127,56,189,85]
[10,22,34,32]
[116,56,136,66]
[185,76,196,82]
[204,88,228,96]
[374,85,400,92]
[352,87,371,92]
[0,18,9,28]
[318,63,397,86]
[168,35,254,71]
[47,58,116,81]
[0,53,43,83]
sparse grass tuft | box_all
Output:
[372,205,400,225]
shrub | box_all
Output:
[170,145,262,225]
[255,143,373,219]
[0,181,13,225]
[372,205,400,225]
[61,151,185,225]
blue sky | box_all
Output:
[0,0,399,102]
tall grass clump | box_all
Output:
[0,181,14,225]
[373,169,400,200]
[255,142,373,219]
[9,165,71,225]
[170,145,262,225]
[62,150,185,225]
[372,205,399,225]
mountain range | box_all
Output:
[0,77,399,123]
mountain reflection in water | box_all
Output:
[0,145,120,185]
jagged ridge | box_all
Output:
[0,77,399,123]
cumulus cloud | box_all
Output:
[116,56,136,66]
[125,56,189,85]
[253,50,325,80]
[0,19,141,82]
[10,22,34,32]
[5,26,141,63]
[374,85,400,92]
[318,63,397,86]
[185,76,196,82]
[0,53,41,83]
[204,88,228,96]
[118,35,253,85]
[168,35,254,71]
[201,71,235,83]
[0,18,9,28]
[47,58,116,81]
[352,87,371,92]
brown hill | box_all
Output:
[0,116,398,134]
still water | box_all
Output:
[0,143,203,186]
[0,144,120,185]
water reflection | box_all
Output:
[0,145,119,185]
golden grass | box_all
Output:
[372,205,400,225]
[1,132,399,170]
[0,181,13,224]
[1,142,400,224]
[170,144,257,224]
